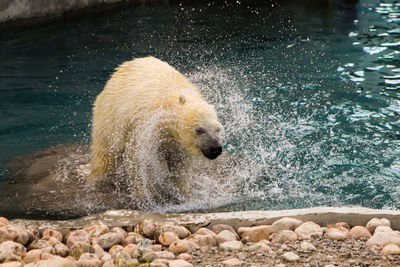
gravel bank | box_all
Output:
[1,211,400,266]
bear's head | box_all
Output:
[172,95,223,160]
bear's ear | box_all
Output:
[179,95,186,105]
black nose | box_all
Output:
[202,144,222,160]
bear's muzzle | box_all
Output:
[202,139,222,160]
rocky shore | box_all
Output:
[0,213,400,266]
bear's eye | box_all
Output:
[195,127,206,135]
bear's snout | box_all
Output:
[202,139,222,160]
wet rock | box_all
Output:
[282,252,300,262]
[381,244,400,255]
[366,231,400,247]
[221,257,244,266]
[211,224,239,239]
[83,221,109,239]
[177,253,193,261]
[94,232,121,250]
[300,241,316,251]
[168,259,193,267]
[66,230,90,248]
[347,226,372,239]
[366,218,391,234]
[54,243,69,257]
[294,222,323,240]
[136,219,157,239]
[169,240,199,254]
[157,224,191,239]
[271,217,303,233]
[238,225,270,242]
[219,240,242,250]
[158,231,179,246]
[189,234,216,247]
[0,225,29,245]
[215,230,237,244]
[23,256,75,267]
[273,230,297,242]
[42,229,63,242]
[324,228,347,240]
[70,242,94,260]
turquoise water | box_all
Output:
[1,0,400,216]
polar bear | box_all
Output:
[88,56,223,201]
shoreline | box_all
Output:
[10,207,400,233]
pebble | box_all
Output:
[66,230,90,248]
[168,259,193,267]
[157,224,191,239]
[347,226,372,239]
[300,241,316,251]
[70,242,94,260]
[381,244,400,255]
[42,229,63,242]
[0,218,9,228]
[211,224,239,239]
[366,231,400,247]
[219,240,242,250]
[169,240,198,254]
[216,230,237,244]
[136,219,158,239]
[282,251,300,262]
[189,233,216,247]
[0,225,29,246]
[366,218,391,234]
[158,231,179,246]
[94,232,121,250]
[294,221,323,239]
[273,230,297,242]
[0,262,23,267]
[271,217,303,233]
[324,228,347,240]
[238,225,270,242]
[177,253,193,261]
[221,257,244,266]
